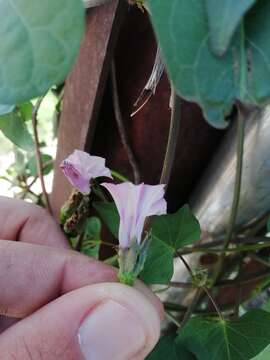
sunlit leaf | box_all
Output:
[177,310,270,360]
[0,112,34,151]
[148,0,270,128]
[152,205,200,251]
[0,0,85,104]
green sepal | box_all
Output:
[118,237,151,286]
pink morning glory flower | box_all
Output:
[102,182,167,248]
[61,150,112,194]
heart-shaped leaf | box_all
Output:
[206,0,257,56]
[152,205,200,251]
[0,0,85,104]
[139,235,174,285]
[177,310,270,360]
[148,0,270,128]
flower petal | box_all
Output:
[102,182,167,248]
[61,150,112,194]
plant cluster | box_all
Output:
[1,0,270,359]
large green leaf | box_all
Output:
[148,0,270,128]
[0,112,34,151]
[139,235,174,285]
[147,335,195,360]
[177,310,270,360]
[152,205,200,251]
[0,104,14,115]
[251,345,270,360]
[206,0,257,56]
[0,0,85,104]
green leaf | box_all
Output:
[148,0,270,128]
[177,310,270,360]
[0,104,14,115]
[147,335,196,360]
[26,154,53,176]
[93,202,119,238]
[206,0,257,56]
[0,0,85,104]
[19,102,34,122]
[139,235,174,285]
[0,112,34,151]
[152,205,200,251]
[251,345,270,360]
[147,335,178,360]
[80,217,102,259]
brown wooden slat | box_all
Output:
[51,0,126,217]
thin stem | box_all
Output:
[170,267,270,290]
[165,310,181,328]
[203,286,223,320]
[169,281,193,289]
[159,88,181,186]
[164,301,234,315]
[179,236,270,255]
[143,87,181,237]
[249,253,270,268]
[179,241,270,255]
[212,110,245,283]
[177,251,193,276]
[32,95,52,214]
[180,288,204,329]
[224,110,245,250]
[111,59,141,184]
[111,170,129,182]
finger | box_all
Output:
[0,196,68,248]
[0,240,163,322]
[0,283,161,360]
[0,240,116,318]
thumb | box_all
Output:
[0,283,161,360]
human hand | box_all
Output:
[0,197,163,359]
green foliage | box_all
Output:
[152,205,200,251]
[147,335,196,360]
[26,154,53,176]
[206,0,257,56]
[80,217,102,259]
[177,310,270,360]
[148,0,270,128]
[0,104,14,115]
[19,102,34,122]
[0,111,34,151]
[139,235,174,285]
[0,0,85,104]
[93,202,119,238]
[251,345,270,360]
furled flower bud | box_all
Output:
[61,150,112,194]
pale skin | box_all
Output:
[0,197,163,359]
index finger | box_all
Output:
[0,196,68,249]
